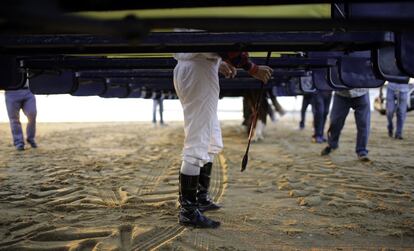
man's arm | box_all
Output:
[218,52,273,83]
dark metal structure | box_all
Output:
[0,1,413,97]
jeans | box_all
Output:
[300,94,313,128]
[5,89,37,147]
[312,91,332,139]
[327,93,370,156]
[386,87,408,137]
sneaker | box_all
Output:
[28,141,38,148]
[313,136,325,144]
[16,145,25,151]
[358,154,371,162]
[198,197,221,212]
[395,135,404,140]
[321,146,333,156]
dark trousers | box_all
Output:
[5,89,37,147]
[300,94,313,127]
[327,93,370,156]
[312,91,332,138]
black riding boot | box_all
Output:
[179,173,220,228]
[197,162,221,212]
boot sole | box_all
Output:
[179,221,220,229]
[198,206,221,213]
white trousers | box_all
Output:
[173,57,224,168]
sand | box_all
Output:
[0,112,413,250]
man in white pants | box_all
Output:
[174,52,273,228]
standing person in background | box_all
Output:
[386,81,410,140]
[312,90,332,143]
[152,95,165,126]
[321,88,371,162]
[299,93,313,130]
[5,82,37,151]
[174,51,272,228]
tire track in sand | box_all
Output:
[131,153,228,251]
[0,152,228,251]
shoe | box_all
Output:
[179,173,220,228]
[388,130,393,138]
[16,145,25,151]
[358,154,371,162]
[395,135,404,140]
[197,163,221,212]
[299,122,305,130]
[321,146,333,156]
[314,136,325,144]
[179,207,220,228]
[27,140,37,148]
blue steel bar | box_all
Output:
[22,57,336,69]
[0,31,394,54]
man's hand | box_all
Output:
[219,61,237,79]
[251,65,273,84]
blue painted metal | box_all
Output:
[0,31,394,54]
[328,65,349,90]
[22,56,335,70]
[347,2,414,19]
[373,46,410,83]
[396,32,414,77]
[0,56,25,90]
[29,70,76,94]
[99,80,130,98]
[339,56,385,88]
[72,77,106,96]
[312,68,335,91]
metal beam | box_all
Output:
[23,56,336,69]
[0,31,394,54]
[54,0,414,11]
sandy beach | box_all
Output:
[0,112,413,250]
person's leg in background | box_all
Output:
[353,94,371,160]
[152,99,158,124]
[299,94,312,129]
[159,97,164,125]
[312,93,324,143]
[395,90,408,139]
[322,94,351,155]
[174,59,220,228]
[22,90,37,148]
[386,87,396,138]
[321,91,332,141]
[5,91,25,150]
[269,93,285,117]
